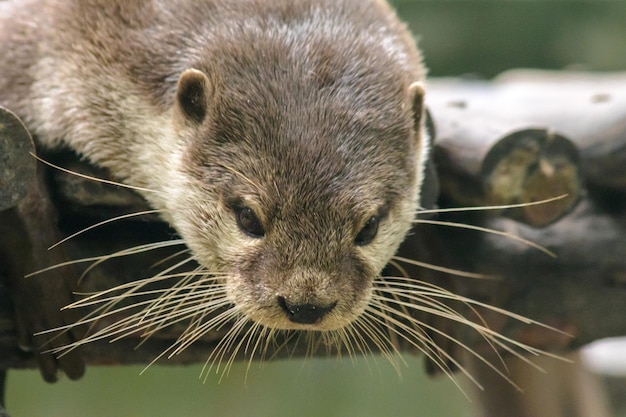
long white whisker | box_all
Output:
[392,256,496,279]
[48,209,163,250]
[31,152,160,194]
[76,240,188,283]
[351,314,404,373]
[64,272,221,310]
[362,303,471,393]
[377,276,569,336]
[25,239,186,278]
[416,194,569,216]
[370,291,553,389]
[412,219,556,258]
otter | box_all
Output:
[0,0,433,381]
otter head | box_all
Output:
[167,64,428,332]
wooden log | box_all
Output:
[431,119,582,227]
[493,71,626,191]
[429,70,626,194]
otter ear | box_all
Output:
[176,69,211,124]
[408,81,425,132]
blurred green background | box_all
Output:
[8,358,472,417]
[6,1,626,416]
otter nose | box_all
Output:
[277,296,336,325]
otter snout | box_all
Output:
[277,296,337,325]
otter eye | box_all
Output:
[355,216,379,246]
[235,206,265,238]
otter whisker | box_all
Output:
[412,219,556,258]
[244,324,269,377]
[163,293,234,355]
[71,255,201,338]
[143,298,236,361]
[370,289,556,390]
[318,331,337,357]
[342,324,371,361]
[150,248,192,269]
[378,275,510,370]
[261,328,278,360]
[387,259,411,282]
[376,279,489,331]
[132,288,229,344]
[64,271,218,309]
[30,153,162,195]
[366,298,482,391]
[415,194,569,216]
[48,209,163,250]
[296,331,314,360]
[372,290,540,361]
[335,327,360,365]
[140,301,237,373]
[154,311,234,369]
[76,239,188,283]
[44,269,225,352]
[378,276,567,335]
[70,286,226,349]
[363,301,456,376]
[373,289,510,373]
[301,331,316,360]
[221,322,266,380]
[41,297,168,341]
[351,313,405,373]
[203,315,251,379]
[263,328,300,362]
[205,312,248,367]
[139,276,230,339]
[25,239,186,278]
[42,275,224,345]
[361,306,470,397]
[137,265,208,325]
[392,256,495,279]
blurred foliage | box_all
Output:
[393,0,626,77]
[8,358,473,417]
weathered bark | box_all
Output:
[431,121,581,227]
[429,70,626,193]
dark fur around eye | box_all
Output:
[354,215,379,246]
[235,206,265,238]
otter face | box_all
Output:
[168,67,428,332]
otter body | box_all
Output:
[0,0,429,378]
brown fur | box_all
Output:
[0,0,430,378]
